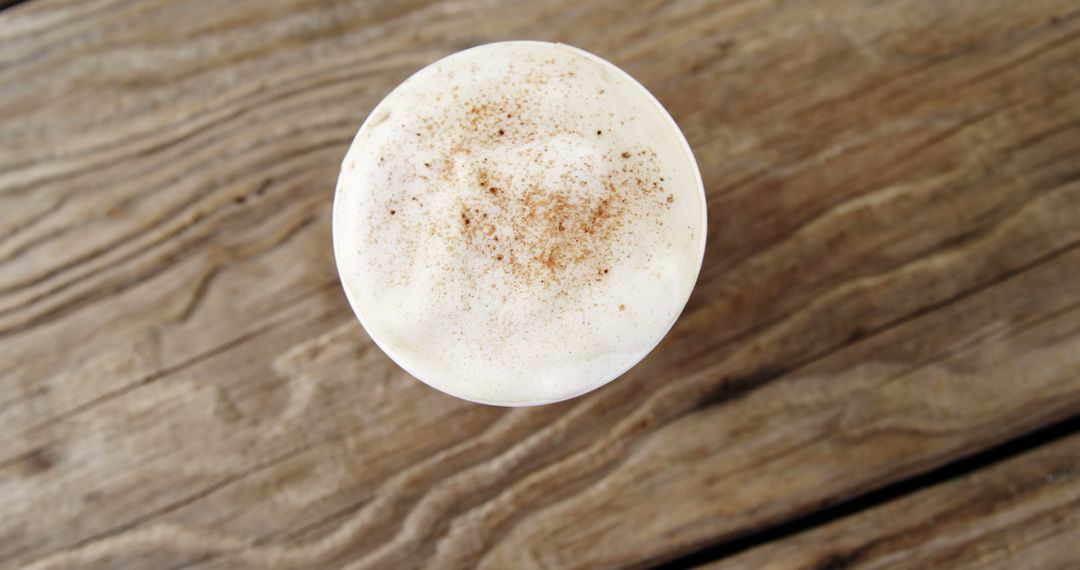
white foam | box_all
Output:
[333,42,706,405]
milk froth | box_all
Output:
[334,42,706,405]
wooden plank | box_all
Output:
[1,0,1079,568]
[699,428,1080,570]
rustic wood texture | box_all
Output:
[1,0,1079,569]
[701,429,1080,570]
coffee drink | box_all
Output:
[334,41,706,405]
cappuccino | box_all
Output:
[333,42,706,405]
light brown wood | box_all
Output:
[1,0,1079,569]
[700,431,1080,570]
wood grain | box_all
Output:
[1,0,1079,568]
[700,428,1080,570]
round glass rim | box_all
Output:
[332,40,708,407]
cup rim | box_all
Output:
[332,40,708,407]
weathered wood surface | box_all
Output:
[702,429,1080,570]
[1,0,1079,568]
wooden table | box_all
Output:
[2,1,1079,568]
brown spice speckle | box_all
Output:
[380,59,670,291]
